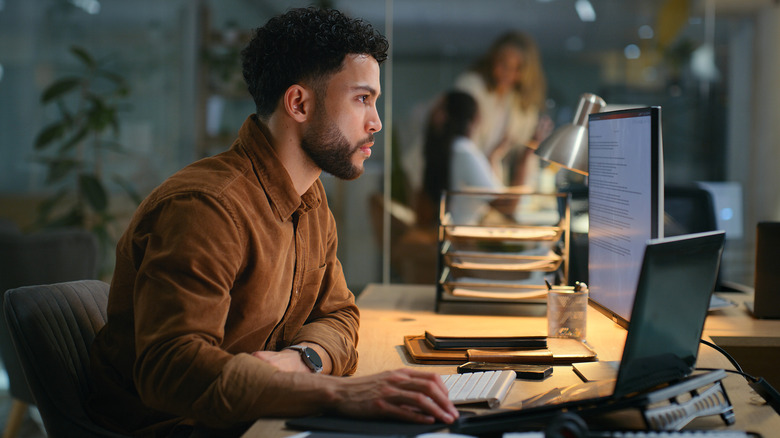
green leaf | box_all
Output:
[85,97,115,133]
[41,77,82,103]
[70,46,96,69]
[58,125,89,153]
[34,121,68,149]
[79,173,108,212]
[46,159,78,184]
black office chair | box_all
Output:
[0,225,100,438]
[663,185,718,237]
[3,280,129,438]
[663,184,734,291]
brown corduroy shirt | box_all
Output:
[87,115,360,436]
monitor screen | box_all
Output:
[587,107,664,327]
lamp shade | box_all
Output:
[535,93,605,175]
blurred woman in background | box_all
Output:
[455,31,549,188]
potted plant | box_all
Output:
[33,45,140,275]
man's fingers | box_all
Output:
[395,370,459,419]
[382,378,456,424]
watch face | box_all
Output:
[304,347,323,369]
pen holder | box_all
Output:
[547,285,588,340]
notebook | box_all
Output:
[451,230,726,435]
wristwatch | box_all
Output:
[285,345,323,373]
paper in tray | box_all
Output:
[444,225,562,241]
[450,287,548,300]
[445,251,562,272]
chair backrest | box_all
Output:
[664,185,718,237]
[3,280,128,437]
[0,227,100,405]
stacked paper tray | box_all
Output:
[444,249,562,272]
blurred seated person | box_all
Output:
[416,90,502,229]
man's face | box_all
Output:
[301,54,382,180]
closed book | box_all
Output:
[424,331,547,350]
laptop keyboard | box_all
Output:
[441,370,515,408]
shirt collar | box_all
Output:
[238,115,321,221]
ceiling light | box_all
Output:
[575,0,596,22]
[69,0,100,14]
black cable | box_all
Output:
[699,338,780,416]
[698,339,752,381]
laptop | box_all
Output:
[451,230,726,435]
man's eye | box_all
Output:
[359,95,369,103]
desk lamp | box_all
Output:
[535,93,605,175]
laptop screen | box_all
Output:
[614,230,725,397]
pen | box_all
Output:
[545,279,552,291]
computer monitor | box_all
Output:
[587,107,664,327]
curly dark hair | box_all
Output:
[241,7,389,119]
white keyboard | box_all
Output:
[441,370,516,408]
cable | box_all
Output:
[698,339,750,381]
[699,338,780,415]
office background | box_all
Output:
[0,0,778,294]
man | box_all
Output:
[87,7,458,437]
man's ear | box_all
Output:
[284,84,312,123]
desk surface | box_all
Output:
[242,284,780,437]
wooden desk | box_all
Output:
[706,290,780,390]
[242,284,780,437]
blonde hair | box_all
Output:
[471,31,547,111]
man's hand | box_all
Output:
[330,368,459,425]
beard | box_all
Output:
[301,110,373,181]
